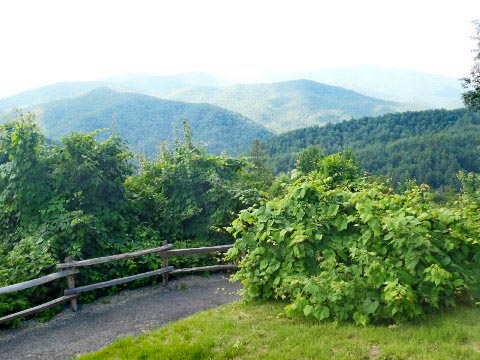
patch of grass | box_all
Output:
[80,302,480,360]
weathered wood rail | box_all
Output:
[0,242,236,324]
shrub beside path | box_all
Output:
[0,274,241,360]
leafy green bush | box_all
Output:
[295,145,324,175]
[0,116,155,318]
[458,170,480,202]
[0,116,265,322]
[228,169,480,325]
[126,122,263,245]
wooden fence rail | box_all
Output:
[0,269,79,295]
[63,267,174,296]
[0,242,236,325]
[56,244,174,269]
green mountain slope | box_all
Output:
[266,109,480,188]
[32,87,272,156]
[165,79,413,133]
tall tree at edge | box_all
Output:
[462,20,480,110]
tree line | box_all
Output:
[264,108,480,189]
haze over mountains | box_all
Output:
[0,66,462,112]
[0,72,225,112]
[0,66,466,158]
[164,79,411,132]
[265,66,464,109]
[108,72,227,97]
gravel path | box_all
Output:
[0,274,242,360]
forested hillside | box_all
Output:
[266,108,480,188]
[165,79,413,132]
[4,85,476,189]
[29,87,272,155]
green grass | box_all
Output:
[80,302,480,360]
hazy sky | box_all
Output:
[0,0,478,97]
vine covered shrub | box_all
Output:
[0,116,155,319]
[0,116,263,322]
[228,172,480,325]
[126,126,251,246]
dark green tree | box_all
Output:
[462,20,480,110]
[237,139,274,202]
[248,139,270,170]
[319,150,361,185]
[126,121,253,245]
[296,145,324,174]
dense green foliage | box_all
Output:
[228,157,480,325]
[126,124,263,246]
[462,20,480,110]
[266,109,480,188]
[166,79,412,132]
[2,104,480,330]
[12,87,272,156]
[0,115,139,318]
[0,116,265,322]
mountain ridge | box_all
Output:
[0,72,224,112]
[268,66,463,108]
[26,87,272,156]
[164,79,413,132]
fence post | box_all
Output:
[65,256,78,312]
[161,240,169,286]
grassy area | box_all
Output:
[80,302,480,360]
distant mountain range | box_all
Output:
[107,72,226,97]
[0,68,467,162]
[0,76,416,134]
[266,66,463,109]
[0,80,476,190]
[164,79,413,132]
[26,87,272,156]
[0,72,224,112]
[0,81,106,111]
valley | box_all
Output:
[0,72,474,188]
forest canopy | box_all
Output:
[265,108,480,189]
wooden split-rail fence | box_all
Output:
[0,241,237,324]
